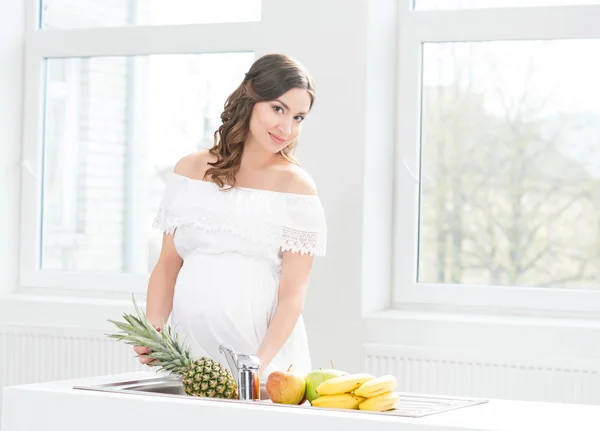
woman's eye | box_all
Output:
[273,106,283,113]
[294,116,305,122]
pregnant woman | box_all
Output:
[135,53,327,380]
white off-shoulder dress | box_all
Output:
[152,172,327,379]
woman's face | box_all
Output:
[247,88,312,154]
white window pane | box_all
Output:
[41,52,255,275]
[415,0,599,9]
[418,40,600,289]
[41,0,261,29]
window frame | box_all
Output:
[19,0,267,295]
[392,2,600,315]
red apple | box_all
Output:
[266,365,306,405]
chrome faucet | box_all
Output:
[219,344,261,401]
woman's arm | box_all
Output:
[146,152,203,327]
[135,232,182,364]
[256,250,314,373]
[146,232,183,328]
[256,167,321,372]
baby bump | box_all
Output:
[171,252,280,348]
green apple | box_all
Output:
[305,368,348,402]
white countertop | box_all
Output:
[2,371,600,431]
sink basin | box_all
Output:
[126,379,187,395]
[74,375,488,418]
[125,376,271,400]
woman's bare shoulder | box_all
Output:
[173,149,218,180]
[274,162,318,196]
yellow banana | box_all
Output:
[316,373,375,395]
[311,393,366,409]
[358,391,400,412]
[354,375,397,398]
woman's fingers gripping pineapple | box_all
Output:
[134,326,161,364]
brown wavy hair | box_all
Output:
[204,54,316,188]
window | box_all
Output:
[41,54,253,275]
[394,2,600,313]
[20,0,263,294]
[41,0,261,28]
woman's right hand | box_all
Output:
[134,326,161,365]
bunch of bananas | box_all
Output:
[310,373,399,412]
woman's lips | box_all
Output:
[269,132,286,145]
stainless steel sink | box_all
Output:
[74,375,488,418]
[125,378,187,395]
[127,376,272,400]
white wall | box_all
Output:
[3,0,600,414]
[262,0,370,373]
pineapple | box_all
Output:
[106,296,238,399]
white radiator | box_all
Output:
[363,343,600,405]
[1,325,145,389]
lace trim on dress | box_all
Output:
[152,207,327,257]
